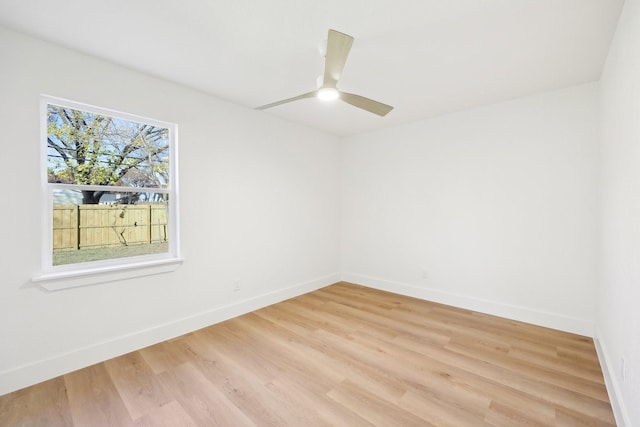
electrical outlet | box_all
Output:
[233,279,240,292]
[621,356,626,382]
[421,268,429,279]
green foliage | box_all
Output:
[47,105,170,199]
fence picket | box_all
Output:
[53,204,168,251]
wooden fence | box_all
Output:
[53,204,168,251]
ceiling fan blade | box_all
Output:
[341,92,393,117]
[255,91,317,110]
[323,29,354,87]
[258,30,391,118]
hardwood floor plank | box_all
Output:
[399,388,492,427]
[557,344,601,365]
[394,333,560,424]
[64,363,135,427]
[0,282,615,426]
[508,345,606,384]
[266,374,373,427]
[327,380,428,426]
[133,400,198,426]
[447,339,609,401]
[554,405,616,427]
[104,351,172,420]
[484,401,552,427]
[439,341,615,423]
[0,377,72,427]
[184,331,299,426]
[348,330,493,418]
[138,336,198,375]
[157,362,255,426]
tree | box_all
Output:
[47,105,169,204]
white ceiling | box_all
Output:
[0,0,624,136]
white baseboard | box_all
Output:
[594,333,632,427]
[0,273,340,396]
[341,273,594,337]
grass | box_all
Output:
[53,242,169,266]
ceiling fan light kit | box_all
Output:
[256,29,393,116]
[317,87,339,101]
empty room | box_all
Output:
[0,0,638,426]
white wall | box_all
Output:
[0,26,341,395]
[598,0,640,425]
[341,83,600,336]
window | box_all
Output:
[34,96,181,290]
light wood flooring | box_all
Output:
[0,282,615,426]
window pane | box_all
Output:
[47,104,170,189]
[52,189,169,266]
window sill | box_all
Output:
[32,257,184,291]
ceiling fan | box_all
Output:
[256,29,393,117]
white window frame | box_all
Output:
[33,95,182,290]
